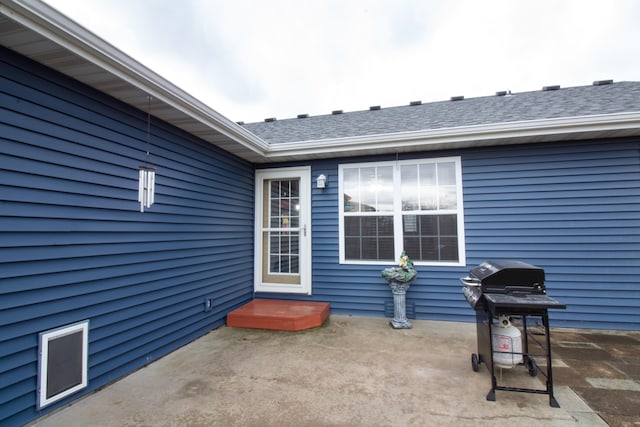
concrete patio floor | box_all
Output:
[29,315,638,427]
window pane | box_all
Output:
[401,165,419,211]
[438,162,456,185]
[421,237,438,260]
[361,237,379,259]
[403,237,420,260]
[343,216,394,261]
[344,193,356,212]
[343,168,360,212]
[419,187,437,210]
[439,186,457,209]
[360,167,377,211]
[377,216,394,235]
[419,164,437,210]
[343,166,395,213]
[439,214,458,235]
[402,214,459,262]
[404,214,418,234]
[345,237,360,259]
[440,237,458,261]
[419,215,437,235]
[378,237,394,260]
[344,216,360,237]
[361,216,378,236]
[376,166,394,212]
[419,163,436,185]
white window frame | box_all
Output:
[338,156,466,266]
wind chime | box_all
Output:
[138,95,156,212]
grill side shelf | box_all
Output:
[483,293,566,313]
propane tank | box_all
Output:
[492,315,523,368]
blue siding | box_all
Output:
[463,141,640,330]
[1,48,254,426]
[3,43,640,427]
[260,140,640,331]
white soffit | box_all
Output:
[0,0,268,162]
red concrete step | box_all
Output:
[226,299,330,331]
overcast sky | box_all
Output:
[45,0,639,123]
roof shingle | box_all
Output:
[243,82,640,144]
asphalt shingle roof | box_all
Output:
[243,81,640,144]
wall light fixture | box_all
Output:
[316,174,327,189]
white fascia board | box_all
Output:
[264,112,640,159]
[2,0,269,155]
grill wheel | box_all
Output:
[471,353,480,372]
[525,356,538,377]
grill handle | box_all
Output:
[460,277,481,287]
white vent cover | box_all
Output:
[37,320,89,409]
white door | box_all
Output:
[254,167,311,294]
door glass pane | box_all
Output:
[290,255,299,274]
[290,179,299,197]
[266,177,301,276]
[271,181,280,198]
[269,179,300,230]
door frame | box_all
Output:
[254,166,312,295]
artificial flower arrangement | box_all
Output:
[381,251,417,283]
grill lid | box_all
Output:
[462,260,565,312]
[470,260,544,287]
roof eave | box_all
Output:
[2,1,638,165]
[263,112,640,161]
[1,0,269,161]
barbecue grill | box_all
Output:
[461,260,566,407]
